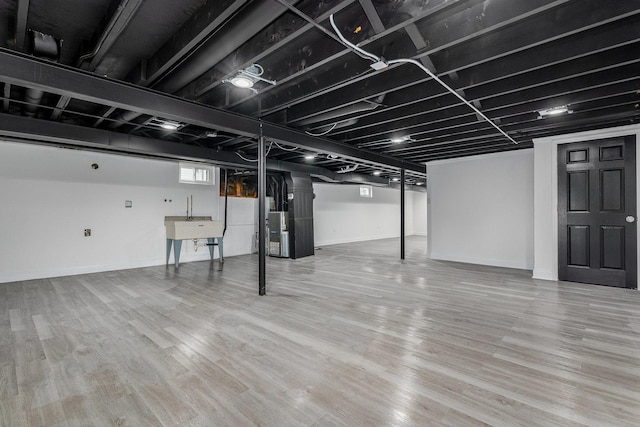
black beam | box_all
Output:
[258,122,266,296]
[2,83,9,111]
[88,0,145,74]
[414,0,570,57]
[0,48,424,174]
[15,0,29,51]
[50,95,70,120]
[400,168,405,261]
[359,0,385,34]
[430,1,640,75]
[0,112,390,184]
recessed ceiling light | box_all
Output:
[416,182,424,186]
[373,171,381,176]
[537,105,570,117]
[304,154,316,160]
[392,177,400,182]
[224,64,276,91]
[230,75,254,88]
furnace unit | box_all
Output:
[268,211,289,257]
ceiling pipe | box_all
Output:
[23,31,59,117]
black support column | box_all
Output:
[400,168,405,261]
[258,123,266,295]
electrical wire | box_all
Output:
[271,140,299,151]
[305,122,338,136]
[328,14,518,145]
[329,15,380,62]
[235,141,274,162]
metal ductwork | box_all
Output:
[154,0,299,94]
[23,31,60,117]
[294,94,386,127]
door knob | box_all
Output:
[626,215,636,223]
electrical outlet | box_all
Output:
[84,229,91,237]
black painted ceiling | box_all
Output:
[1,0,640,182]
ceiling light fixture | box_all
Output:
[160,122,180,130]
[538,105,570,118]
[390,135,414,143]
[373,171,381,176]
[224,64,276,93]
[304,154,316,160]
[146,117,184,131]
[391,177,400,182]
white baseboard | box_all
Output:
[532,269,557,281]
[428,252,532,270]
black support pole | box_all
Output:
[400,168,405,261]
[258,123,266,295]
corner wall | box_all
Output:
[0,141,255,283]
[312,183,426,246]
[426,149,534,270]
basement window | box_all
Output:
[360,185,373,198]
[179,163,214,185]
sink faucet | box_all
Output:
[186,195,193,220]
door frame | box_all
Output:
[533,124,640,288]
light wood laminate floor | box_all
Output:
[1,236,639,426]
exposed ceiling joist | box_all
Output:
[0,48,424,174]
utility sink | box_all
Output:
[164,216,225,269]
[164,216,224,240]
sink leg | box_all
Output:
[208,238,214,260]
[166,239,173,266]
[217,237,224,271]
[174,240,182,268]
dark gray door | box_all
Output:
[558,136,637,289]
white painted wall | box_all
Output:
[426,149,534,270]
[532,124,640,281]
[0,141,255,283]
[413,191,427,236]
[312,183,426,246]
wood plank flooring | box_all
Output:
[1,236,639,426]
